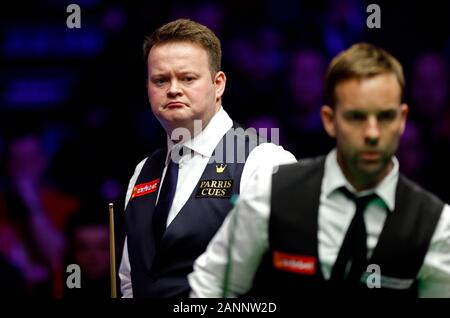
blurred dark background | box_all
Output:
[1,0,449,297]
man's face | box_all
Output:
[74,225,110,280]
[147,41,226,136]
[321,73,408,188]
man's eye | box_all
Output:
[378,111,397,121]
[153,79,166,85]
[183,76,195,82]
[347,112,366,121]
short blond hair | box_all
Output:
[143,19,221,77]
[325,43,405,107]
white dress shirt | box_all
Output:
[188,149,450,298]
[118,107,296,297]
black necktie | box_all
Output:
[153,152,179,244]
[330,187,378,283]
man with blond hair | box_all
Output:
[119,19,295,298]
[189,43,450,297]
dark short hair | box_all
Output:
[143,19,221,77]
[325,43,405,108]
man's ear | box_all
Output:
[320,105,336,138]
[399,103,409,135]
[214,71,226,102]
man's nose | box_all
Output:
[167,80,182,97]
[364,116,380,146]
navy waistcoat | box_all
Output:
[126,126,262,298]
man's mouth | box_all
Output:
[359,151,381,161]
[165,102,186,109]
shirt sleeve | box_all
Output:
[119,237,133,298]
[188,144,297,297]
[239,143,297,192]
[119,158,148,298]
[418,204,450,297]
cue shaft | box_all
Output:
[109,203,117,298]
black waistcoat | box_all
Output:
[249,156,444,297]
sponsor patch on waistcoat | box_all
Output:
[195,179,233,198]
[273,250,317,275]
[131,178,160,199]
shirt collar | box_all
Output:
[165,106,233,163]
[322,148,399,212]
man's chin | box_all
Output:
[160,113,192,126]
[359,161,394,180]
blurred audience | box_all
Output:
[0,130,79,297]
[0,254,25,297]
[322,0,365,58]
[64,207,112,298]
[280,48,334,159]
[409,51,450,200]
[1,1,450,298]
[245,115,288,147]
[397,121,430,185]
[410,51,450,140]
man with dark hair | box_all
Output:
[189,43,450,297]
[119,19,295,298]
[0,129,79,297]
[64,209,110,298]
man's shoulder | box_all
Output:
[251,142,291,153]
[132,148,166,173]
[398,174,445,208]
[271,155,326,189]
[247,142,297,166]
[277,155,326,171]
